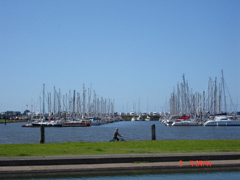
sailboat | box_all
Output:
[145,116,151,121]
[137,115,144,121]
[131,116,136,121]
[204,116,240,126]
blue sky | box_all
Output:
[0,0,239,113]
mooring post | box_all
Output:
[40,125,45,144]
[151,124,156,140]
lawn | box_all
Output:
[0,140,239,157]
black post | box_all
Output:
[151,124,156,140]
[4,119,6,125]
[40,125,45,144]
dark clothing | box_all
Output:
[113,129,121,141]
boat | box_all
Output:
[203,116,240,126]
[177,114,191,120]
[31,120,62,127]
[62,121,88,127]
[89,121,101,126]
[172,118,200,126]
[22,121,34,127]
[62,118,90,127]
[136,115,144,121]
[131,117,136,121]
[145,116,151,121]
[88,117,102,126]
[163,115,181,126]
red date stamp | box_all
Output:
[179,160,212,167]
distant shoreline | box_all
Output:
[0,120,27,123]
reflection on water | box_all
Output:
[0,121,240,144]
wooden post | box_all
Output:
[40,125,45,144]
[151,124,156,140]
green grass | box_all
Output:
[0,140,239,157]
[0,119,22,123]
[0,119,8,123]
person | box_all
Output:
[113,128,122,141]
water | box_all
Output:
[2,171,240,180]
[1,122,240,180]
[0,121,240,144]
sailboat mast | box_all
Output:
[214,77,217,114]
[82,84,86,118]
[221,70,227,112]
[218,83,222,113]
[58,89,61,116]
[53,86,56,115]
[43,83,45,117]
[73,90,76,116]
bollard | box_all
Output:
[151,124,156,140]
[40,125,45,144]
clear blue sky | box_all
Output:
[0,0,239,113]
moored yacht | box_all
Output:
[203,116,240,126]
[164,115,181,126]
[172,118,200,126]
[31,120,62,127]
[137,115,144,121]
[131,117,136,121]
[145,116,151,121]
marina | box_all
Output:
[169,71,238,118]
[161,114,240,127]
[1,0,239,179]
[3,70,236,129]
[2,70,239,130]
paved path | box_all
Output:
[0,152,240,176]
[1,160,240,174]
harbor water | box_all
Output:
[0,121,240,144]
[1,170,240,180]
[1,121,240,180]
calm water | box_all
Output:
[0,121,240,144]
[1,122,240,180]
[2,171,240,180]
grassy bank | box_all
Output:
[0,140,240,157]
[0,140,239,157]
[0,119,26,123]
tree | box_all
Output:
[23,109,30,115]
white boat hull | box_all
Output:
[172,119,200,126]
[204,116,240,126]
[204,120,240,126]
[172,122,199,126]
[32,121,62,127]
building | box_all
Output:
[0,111,21,119]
